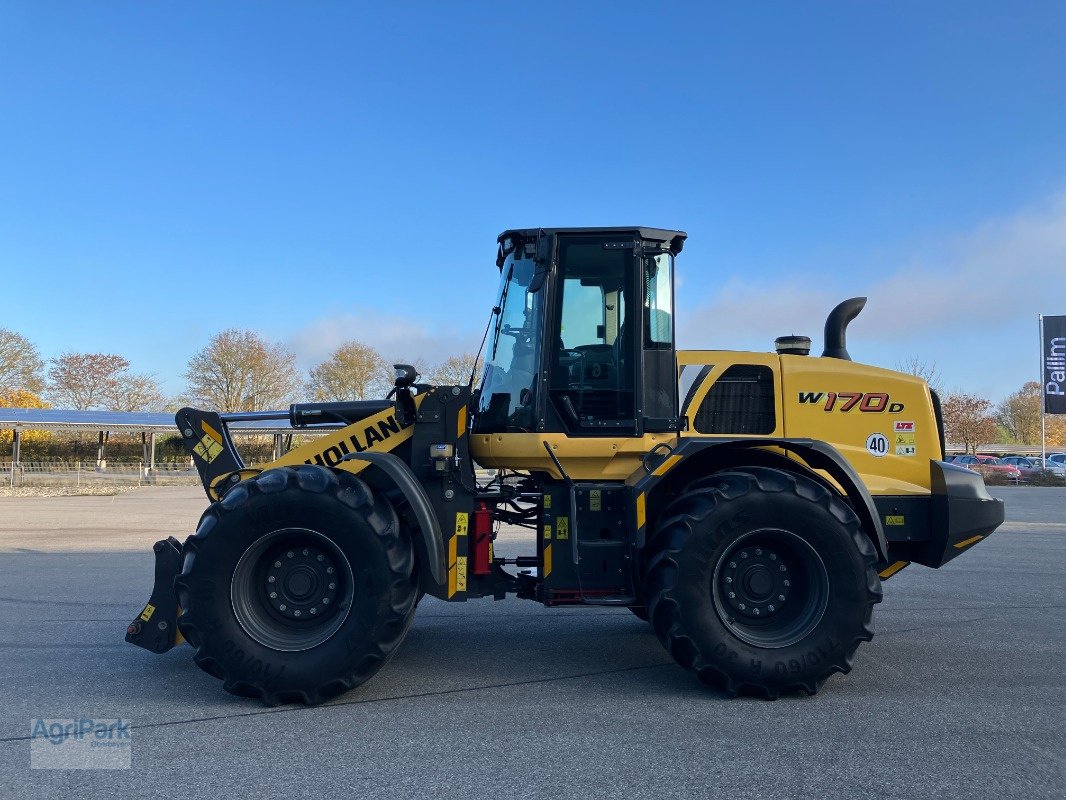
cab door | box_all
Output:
[542,235,680,436]
[545,234,638,433]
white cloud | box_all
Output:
[285,310,485,373]
[680,194,1066,346]
[677,194,1066,400]
[862,197,1066,337]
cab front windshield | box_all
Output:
[475,251,542,432]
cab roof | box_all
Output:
[498,227,687,254]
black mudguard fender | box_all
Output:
[629,437,890,565]
[341,450,448,595]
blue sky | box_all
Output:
[1,1,1064,402]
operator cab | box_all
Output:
[474,227,687,437]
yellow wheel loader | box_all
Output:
[126,227,1004,703]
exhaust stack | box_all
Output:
[821,297,867,361]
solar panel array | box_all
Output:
[0,408,297,434]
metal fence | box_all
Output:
[1,460,200,487]
[2,460,502,489]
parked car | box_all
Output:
[950,454,1022,481]
[1000,456,1066,481]
[1046,453,1066,467]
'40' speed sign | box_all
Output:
[866,433,889,458]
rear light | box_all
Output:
[471,502,493,576]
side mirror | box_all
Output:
[535,231,552,266]
[530,231,553,293]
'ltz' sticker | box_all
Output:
[894,421,917,456]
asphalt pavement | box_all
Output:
[0,486,1062,799]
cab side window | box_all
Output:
[550,239,634,426]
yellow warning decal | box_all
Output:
[590,490,601,511]
[879,560,910,579]
[201,420,223,444]
[885,515,905,526]
[636,492,646,529]
[139,603,155,622]
[543,495,552,509]
[543,543,553,577]
[447,535,458,597]
[457,408,467,439]
[193,435,223,463]
[954,534,984,550]
[557,517,569,540]
[543,523,552,541]
[448,513,469,598]
[456,556,468,591]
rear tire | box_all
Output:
[644,467,881,698]
[175,466,417,705]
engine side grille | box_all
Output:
[693,364,776,435]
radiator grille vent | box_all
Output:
[693,364,776,435]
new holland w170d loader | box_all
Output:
[126,227,1004,703]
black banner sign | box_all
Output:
[1043,315,1066,415]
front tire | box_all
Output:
[644,467,881,698]
[175,466,417,705]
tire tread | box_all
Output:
[175,466,417,705]
[644,467,882,698]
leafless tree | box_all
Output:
[0,328,45,394]
[894,355,944,394]
[185,329,300,412]
[106,373,167,412]
[426,353,482,387]
[46,353,131,410]
[307,341,392,402]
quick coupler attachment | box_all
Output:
[125,536,184,654]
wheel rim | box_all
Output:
[231,528,355,652]
[711,528,829,649]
